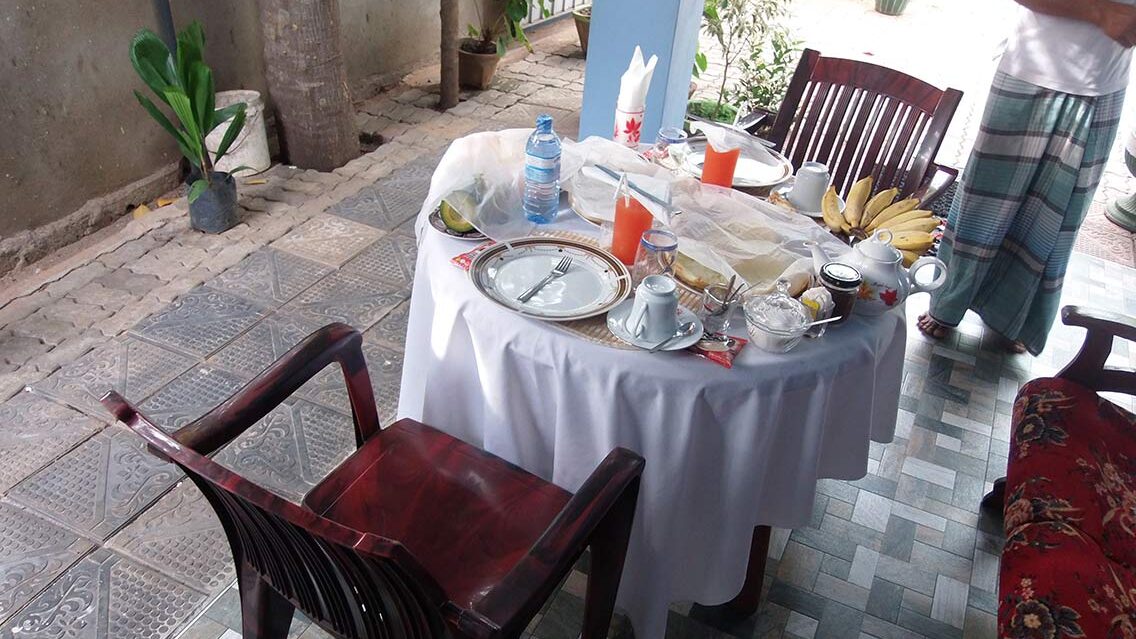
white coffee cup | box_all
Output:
[787,162,831,213]
[625,274,679,342]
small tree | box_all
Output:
[700,0,796,119]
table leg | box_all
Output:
[722,525,772,618]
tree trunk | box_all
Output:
[257,0,358,170]
[439,0,459,109]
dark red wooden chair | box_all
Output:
[767,48,963,206]
[101,323,644,639]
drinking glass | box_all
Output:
[653,127,689,169]
[631,229,678,285]
[701,143,741,187]
[699,282,737,335]
[611,195,655,265]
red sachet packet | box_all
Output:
[451,241,496,271]
[688,335,747,368]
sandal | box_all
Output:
[917,313,952,341]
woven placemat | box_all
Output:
[531,229,702,350]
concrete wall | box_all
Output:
[0,0,456,272]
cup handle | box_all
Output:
[910,257,948,293]
[625,296,648,337]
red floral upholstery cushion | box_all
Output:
[1000,377,1136,638]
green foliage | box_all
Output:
[730,26,801,112]
[693,0,799,120]
[687,99,737,123]
[468,0,549,56]
[129,22,246,202]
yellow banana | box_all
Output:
[876,208,933,230]
[821,186,845,233]
[860,188,898,229]
[890,230,935,251]
[901,250,920,268]
[843,176,873,227]
[866,198,920,231]
[886,216,942,233]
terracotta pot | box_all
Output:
[458,38,501,90]
[573,6,591,56]
[874,0,909,15]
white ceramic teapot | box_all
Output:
[809,230,947,316]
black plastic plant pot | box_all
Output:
[189,172,239,234]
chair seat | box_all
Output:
[1004,377,1136,567]
[999,521,1136,638]
[304,419,572,610]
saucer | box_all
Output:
[606,299,703,351]
[771,181,845,219]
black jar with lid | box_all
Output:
[819,262,862,324]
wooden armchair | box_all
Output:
[766,49,963,207]
[101,323,644,639]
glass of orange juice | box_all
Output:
[701,143,741,187]
[611,194,654,265]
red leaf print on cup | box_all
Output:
[880,288,899,306]
[623,117,642,143]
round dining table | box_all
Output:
[398,210,906,639]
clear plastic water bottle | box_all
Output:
[523,114,562,224]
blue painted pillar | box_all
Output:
[578,0,702,143]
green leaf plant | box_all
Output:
[466,0,550,56]
[129,22,246,203]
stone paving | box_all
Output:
[0,11,1134,639]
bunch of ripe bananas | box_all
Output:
[821,176,941,266]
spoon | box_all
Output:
[805,316,843,328]
[649,321,697,353]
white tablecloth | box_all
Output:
[398,214,906,639]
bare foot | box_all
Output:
[917,313,951,340]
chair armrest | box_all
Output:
[173,323,382,456]
[1057,306,1136,395]
[913,165,958,209]
[470,447,645,637]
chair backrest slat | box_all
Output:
[768,49,962,199]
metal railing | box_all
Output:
[523,0,588,25]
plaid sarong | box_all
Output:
[929,71,1124,354]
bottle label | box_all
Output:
[525,153,560,181]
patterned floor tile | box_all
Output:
[373,183,429,229]
[207,313,323,378]
[280,271,408,331]
[327,186,417,231]
[341,232,417,289]
[364,301,410,350]
[137,366,250,432]
[30,336,197,421]
[271,216,383,267]
[130,287,269,359]
[8,426,181,541]
[0,502,94,624]
[0,392,103,493]
[296,343,402,424]
[0,548,206,639]
[106,481,234,596]
[207,249,333,307]
[214,399,356,503]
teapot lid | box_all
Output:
[857,229,902,262]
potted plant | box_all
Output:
[130,22,247,234]
[874,0,909,15]
[573,5,591,56]
[460,0,548,89]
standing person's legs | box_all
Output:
[919,74,1073,345]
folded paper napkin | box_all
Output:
[691,121,778,167]
[614,46,658,146]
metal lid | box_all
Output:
[820,262,862,290]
